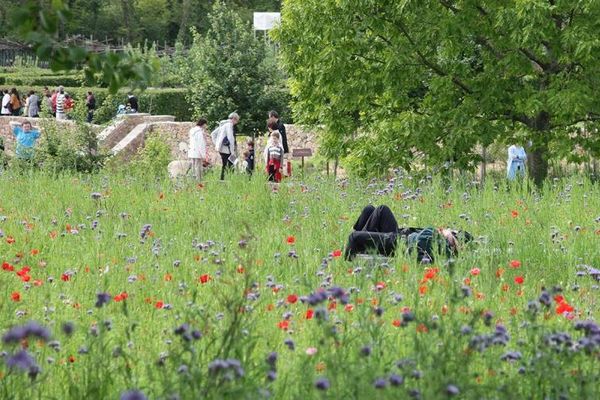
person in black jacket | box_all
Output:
[127,93,139,113]
[268,110,288,154]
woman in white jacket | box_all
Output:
[189,118,208,180]
[213,112,240,180]
[507,144,527,180]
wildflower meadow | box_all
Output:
[1,171,600,399]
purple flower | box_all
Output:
[360,345,372,357]
[446,384,460,396]
[6,350,37,370]
[373,307,384,317]
[3,321,51,344]
[266,370,277,381]
[389,374,404,386]
[120,390,148,400]
[314,377,330,390]
[373,378,387,389]
[500,351,522,361]
[284,338,295,351]
[95,292,111,308]
[266,352,278,368]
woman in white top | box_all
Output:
[507,144,527,180]
[212,112,240,180]
[189,118,208,180]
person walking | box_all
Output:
[1,90,11,116]
[86,91,96,123]
[212,112,239,180]
[27,91,40,118]
[507,144,527,180]
[55,86,66,120]
[188,118,208,180]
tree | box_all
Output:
[186,1,289,134]
[274,0,600,184]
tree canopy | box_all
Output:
[274,0,600,183]
[0,0,281,46]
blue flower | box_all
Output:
[95,292,111,308]
[120,390,147,400]
[314,377,330,390]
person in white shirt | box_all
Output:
[507,144,527,180]
[1,90,11,116]
[188,118,208,180]
[212,112,239,180]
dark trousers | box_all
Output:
[220,152,234,180]
[353,205,399,233]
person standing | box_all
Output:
[188,118,208,180]
[268,111,289,154]
[507,144,527,180]
[9,121,41,160]
[263,127,284,183]
[9,88,22,116]
[1,90,11,116]
[127,93,139,113]
[27,91,40,118]
[212,112,239,180]
[55,86,66,120]
[86,91,96,123]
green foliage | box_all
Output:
[131,131,173,177]
[275,0,600,184]
[186,2,290,134]
[32,120,106,173]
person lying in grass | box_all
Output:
[344,205,472,263]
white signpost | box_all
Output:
[253,12,281,31]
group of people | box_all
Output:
[188,110,289,182]
[0,86,78,120]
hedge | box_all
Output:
[4,85,190,124]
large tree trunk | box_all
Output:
[527,112,550,187]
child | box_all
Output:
[188,118,208,180]
[9,121,41,160]
[244,140,255,175]
[264,126,284,183]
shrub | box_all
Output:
[32,120,106,173]
[131,131,172,177]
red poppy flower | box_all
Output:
[68,355,75,363]
[114,292,128,302]
[236,265,245,274]
[199,274,211,284]
[6,236,15,244]
[278,320,290,330]
[11,291,21,302]
[501,283,510,292]
[375,281,386,290]
[21,274,31,282]
[556,302,574,315]
[416,323,429,333]
[514,276,524,285]
[164,273,172,281]
[30,249,39,256]
[419,285,427,295]
[286,235,296,245]
[511,210,519,218]
[496,267,505,278]
[155,301,164,309]
[33,279,43,287]
[328,301,337,310]
[332,249,342,258]
[344,304,354,312]
[463,277,471,286]
[510,260,521,268]
[554,295,565,304]
[392,320,401,327]
[2,262,14,271]
[16,266,30,276]
[61,274,70,282]
[286,294,298,304]
[305,309,314,319]
[470,268,480,276]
